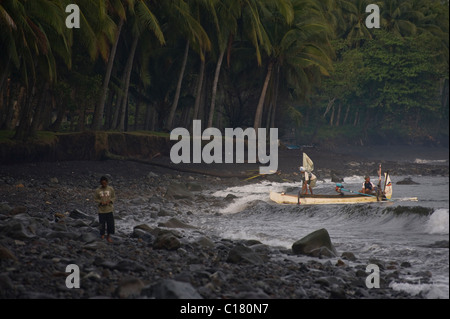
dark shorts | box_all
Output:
[98,212,115,235]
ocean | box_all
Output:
[197,173,449,299]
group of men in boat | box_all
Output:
[299,166,377,196]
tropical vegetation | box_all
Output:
[0,0,448,146]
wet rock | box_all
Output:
[195,236,215,249]
[292,228,337,257]
[165,183,194,199]
[132,228,155,244]
[114,260,146,272]
[341,251,357,261]
[79,231,100,243]
[142,279,203,299]
[70,209,92,220]
[308,246,337,258]
[186,182,202,191]
[159,217,197,229]
[0,274,14,297]
[329,287,347,299]
[331,172,344,183]
[425,240,449,248]
[226,244,264,265]
[158,207,176,217]
[234,289,271,299]
[0,245,17,261]
[10,206,27,215]
[396,177,420,185]
[0,220,35,240]
[153,232,181,250]
[224,194,237,201]
[0,203,12,215]
[115,277,145,299]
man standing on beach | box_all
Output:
[94,176,116,243]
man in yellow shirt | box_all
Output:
[94,176,116,243]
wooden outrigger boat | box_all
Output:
[270,161,397,205]
[269,191,390,205]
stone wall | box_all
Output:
[0,132,172,164]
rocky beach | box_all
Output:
[0,146,448,301]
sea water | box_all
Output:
[198,174,449,299]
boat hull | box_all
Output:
[269,191,385,205]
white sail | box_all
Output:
[384,172,392,199]
[303,153,314,172]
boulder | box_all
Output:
[396,177,420,185]
[0,245,17,261]
[331,174,344,183]
[292,228,337,257]
[341,251,357,261]
[115,277,145,299]
[142,279,203,299]
[0,203,12,215]
[226,244,264,265]
[159,217,197,229]
[165,183,194,199]
[153,232,181,250]
[0,220,35,240]
[69,209,92,220]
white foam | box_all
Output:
[212,181,298,214]
[390,282,449,299]
[414,159,448,164]
[425,209,449,234]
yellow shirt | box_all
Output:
[94,185,115,214]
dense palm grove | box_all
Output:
[0,0,448,145]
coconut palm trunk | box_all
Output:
[92,18,124,131]
[207,47,225,128]
[117,35,139,131]
[193,52,206,120]
[253,61,274,131]
[166,40,190,130]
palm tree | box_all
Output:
[207,0,278,128]
[114,0,165,131]
[91,0,128,131]
[4,0,72,140]
[379,0,419,36]
[163,0,211,130]
[336,0,374,47]
[253,0,334,131]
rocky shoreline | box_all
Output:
[0,150,448,300]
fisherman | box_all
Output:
[300,166,317,195]
[361,175,376,195]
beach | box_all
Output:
[0,145,448,302]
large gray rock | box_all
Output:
[142,279,203,299]
[292,228,337,257]
[396,177,420,185]
[159,217,197,229]
[165,183,194,199]
[226,244,264,265]
[0,245,17,261]
[153,232,181,250]
[115,277,145,299]
[0,220,35,240]
[69,209,92,220]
